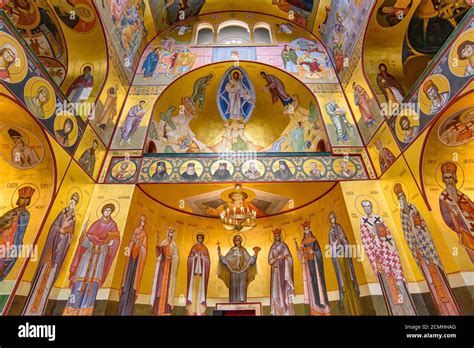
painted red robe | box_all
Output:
[186,243,210,316]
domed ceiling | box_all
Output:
[138,181,337,217]
[145,61,329,154]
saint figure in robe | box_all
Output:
[352,82,377,128]
[295,220,331,315]
[268,228,295,315]
[0,186,35,281]
[260,71,294,111]
[120,101,147,146]
[328,212,361,315]
[141,48,160,79]
[376,140,396,173]
[217,235,259,303]
[78,140,98,176]
[325,99,353,143]
[66,65,94,104]
[95,85,118,130]
[186,232,210,316]
[118,214,148,315]
[63,203,120,316]
[394,183,461,315]
[359,199,417,315]
[23,192,78,315]
[151,226,179,315]
[438,161,474,262]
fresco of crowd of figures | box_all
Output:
[0,0,472,316]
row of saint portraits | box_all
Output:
[1,163,472,315]
[113,157,359,183]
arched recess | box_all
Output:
[0,94,56,314]
[134,11,337,87]
[105,181,375,315]
[421,90,473,272]
[363,0,470,105]
[116,11,361,153]
[145,61,330,154]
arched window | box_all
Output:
[253,23,272,44]
[217,20,250,45]
[196,23,214,45]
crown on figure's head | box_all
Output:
[301,221,311,229]
[441,161,457,174]
[18,186,35,198]
[272,228,282,235]
[393,183,404,196]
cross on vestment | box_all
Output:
[384,235,394,246]
[441,192,452,201]
[452,122,471,133]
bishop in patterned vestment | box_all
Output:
[438,161,474,262]
[359,199,416,315]
[395,184,461,315]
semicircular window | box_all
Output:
[196,24,214,45]
[217,21,250,45]
[253,23,272,44]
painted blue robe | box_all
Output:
[142,51,159,78]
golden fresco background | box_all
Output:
[0,95,55,309]
[0,2,472,316]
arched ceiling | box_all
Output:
[138,181,337,218]
[145,0,323,35]
[144,61,330,154]
[363,0,471,104]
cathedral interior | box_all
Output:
[0,0,472,317]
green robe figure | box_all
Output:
[25,86,50,119]
[281,45,298,73]
[290,122,305,151]
[328,212,362,315]
[191,73,214,112]
[78,140,98,177]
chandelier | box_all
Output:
[220,184,257,232]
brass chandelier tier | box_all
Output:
[220,184,257,232]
